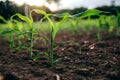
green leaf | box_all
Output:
[11,13,32,28]
[33,53,40,61]
[0,15,7,23]
[53,13,71,18]
[43,52,49,56]
[33,52,48,61]
[50,13,69,40]
[32,9,54,28]
[9,40,14,49]
[1,30,13,35]
[31,9,47,16]
[72,9,101,18]
[16,46,27,50]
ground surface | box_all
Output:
[0,30,120,80]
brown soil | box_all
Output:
[0,30,120,80]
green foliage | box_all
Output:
[0,16,7,23]
[117,14,120,27]
[1,20,20,50]
[72,9,101,18]
[32,9,69,66]
[116,10,120,27]
[11,13,34,57]
[0,9,120,67]
[116,10,120,36]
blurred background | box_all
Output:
[0,0,120,20]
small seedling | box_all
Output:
[32,9,70,66]
[10,11,46,57]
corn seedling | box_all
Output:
[10,12,47,57]
[115,10,120,36]
[70,18,79,30]
[1,19,21,52]
[32,9,70,66]
[71,9,102,41]
[10,13,34,57]
[10,11,49,59]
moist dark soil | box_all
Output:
[0,30,120,80]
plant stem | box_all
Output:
[97,28,101,41]
[30,29,33,57]
[50,29,54,67]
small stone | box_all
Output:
[74,68,91,76]
[84,41,89,44]
[89,44,95,49]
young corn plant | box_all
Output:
[0,16,7,34]
[0,18,20,52]
[116,10,120,36]
[13,21,27,50]
[98,15,114,40]
[70,18,80,33]
[71,9,103,41]
[11,13,34,57]
[32,9,70,66]
[11,11,48,58]
[0,16,14,51]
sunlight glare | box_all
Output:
[45,2,58,11]
[26,0,45,6]
[12,0,46,6]
[11,0,58,11]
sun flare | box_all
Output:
[11,0,45,6]
[45,2,59,11]
[11,0,58,11]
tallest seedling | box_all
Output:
[49,13,69,66]
[33,9,69,66]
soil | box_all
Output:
[0,30,120,80]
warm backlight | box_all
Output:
[12,0,45,6]
[11,0,58,11]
